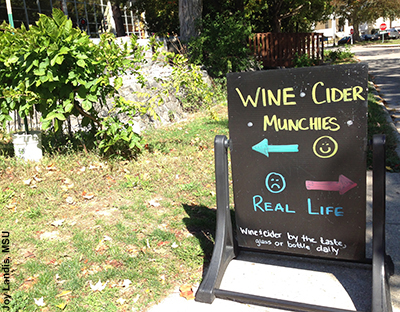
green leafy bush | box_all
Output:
[158,51,215,113]
[188,12,257,78]
[0,9,155,158]
[292,53,320,68]
[324,46,355,64]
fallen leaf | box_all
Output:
[46,164,57,171]
[105,259,123,268]
[82,192,94,200]
[171,242,179,248]
[127,246,139,257]
[33,175,42,182]
[34,297,45,306]
[39,231,59,240]
[24,251,35,258]
[55,291,72,298]
[179,284,195,300]
[116,298,126,305]
[55,302,67,310]
[6,198,17,211]
[65,196,74,204]
[51,219,65,227]
[122,279,132,288]
[159,275,166,284]
[89,279,108,291]
[157,241,169,247]
[23,179,32,186]
[149,199,160,207]
[95,240,109,254]
[19,275,39,290]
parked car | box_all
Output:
[362,34,380,41]
[338,36,351,45]
[386,28,400,39]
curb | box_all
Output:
[370,84,400,159]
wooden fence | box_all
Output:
[250,33,324,68]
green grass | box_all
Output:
[0,105,228,312]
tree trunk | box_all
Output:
[61,0,68,15]
[179,0,202,42]
[112,5,126,37]
[269,1,282,33]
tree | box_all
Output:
[130,0,179,35]
[244,0,332,33]
[179,0,202,42]
[332,0,400,41]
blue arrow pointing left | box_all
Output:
[252,138,299,157]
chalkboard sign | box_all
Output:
[227,64,368,261]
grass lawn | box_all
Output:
[0,70,399,312]
[0,105,228,312]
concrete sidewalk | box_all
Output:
[148,172,400,312]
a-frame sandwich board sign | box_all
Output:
[195,63,393,311]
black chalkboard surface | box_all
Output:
[227,64,368,261]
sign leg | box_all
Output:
[195,135,237,303]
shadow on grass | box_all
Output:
[181,204,217,265]
[181,203,237,278]
[205,118,229,129]
[0,130,99,158]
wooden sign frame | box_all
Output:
[195,64,393,311]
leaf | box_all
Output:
[19,275,39,290]
[82,191,94,200]
[51,219,65,227]
[34,297,45,306]
[77,59,86,68]
[116,298,126,305]
[89,279,108,292]
[55,302,67,310]
[55,291,72,298]
[149,199,160,207]
[46,164,57,171]
[122,279,132,288]
[55,55,64,65]
[65,196,74,204]
[81,99,92,111]
[8,55,19,64]
[171,242,179,248]
[179,284,195,300]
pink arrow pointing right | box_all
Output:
[305,175,357,195]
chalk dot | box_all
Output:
[347,120,353,126]
[300,92,306,97]
[247,122,253,127]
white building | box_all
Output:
[314,15,400,40]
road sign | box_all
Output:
[380,23,387,31]
[350,28,354,35]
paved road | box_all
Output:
[351,45,400,133]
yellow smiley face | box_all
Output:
[313,136,338,158]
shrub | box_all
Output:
[324,46,355,64]
[292,53,319,68]
[188,12,257,78]
[0,9,156,158]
